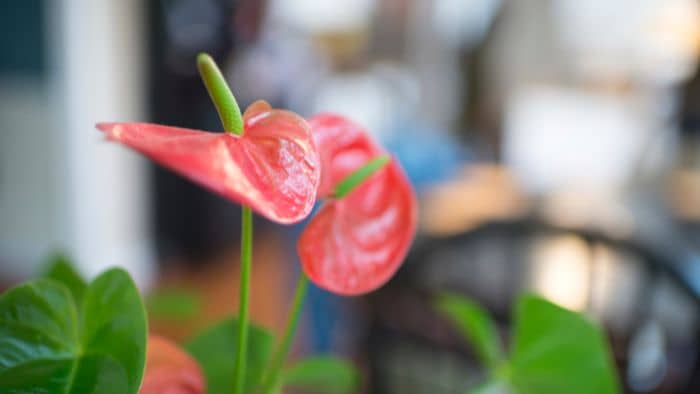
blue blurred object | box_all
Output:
[384,118,468,190]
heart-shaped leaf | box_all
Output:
[42,252,87,304]
[438,294,620,394]
[436,293,504,369]
[82,269,148,392]
[185,317,274,394]
[282,356,360,394]
[508,295,620,394]
[0,355,131,393]
[140,335,205,394]
[0,268,147,393]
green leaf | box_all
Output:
[0,356,129,394]
[436,293,504,369]
[282,356,361,394]
[0,268,148,393]
[147,289,201,320]
[0,280,79,370]
[42,252,87,303]
[467,379,512,394]
[185,317,275,394]
[508,295,620,394]
[81,268,148,393]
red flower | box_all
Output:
[140,335,205,394]
[298,114,418,295]
[96,101,320,224]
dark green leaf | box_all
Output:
[436,293,504,369]
[282,356,360,394]
[147,288,201,320]
[185,317,275,394]
[0,268,147,393]
[81,268,148,393]
[42,252,87,303]
[0,356,129,394]
[70,355,131,393]
[0,280,79,371]
[508,295,620,394]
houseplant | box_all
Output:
[0,54,619,394]
[0,53,417,393]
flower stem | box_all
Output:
[235,206,253,394]
[196,52,251,393]
[259,273,309,393]
[196,53,244,135]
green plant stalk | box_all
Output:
[196,52,250,394]
[259,273,309,393]
[235,206,254,394]
[196,53,244,135]
[334,154,390,198]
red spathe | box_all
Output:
[96,101,321,224]
[140,335,205,394]
[298,114,418,295]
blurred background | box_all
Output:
[3,0,700,392]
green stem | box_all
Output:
[259,273,309,393]
[196,53,244,135]
[334,154,391,198]
[235,206,253,394]
[196,52,250,393]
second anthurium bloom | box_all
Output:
[298,114,418,295]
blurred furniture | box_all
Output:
[366,219,700,393]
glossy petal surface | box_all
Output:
[140,336,205,394]
[298,114,418,295]
[308,114,377,197]
[97,101,320,224]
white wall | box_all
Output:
[0,0,152,285]
[51,0,153,286]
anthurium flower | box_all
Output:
[140,335,205,394]
[297,114,418,295]
[96,100,320,224]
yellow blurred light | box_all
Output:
[420,165,528,236]
[531,235,591,311]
